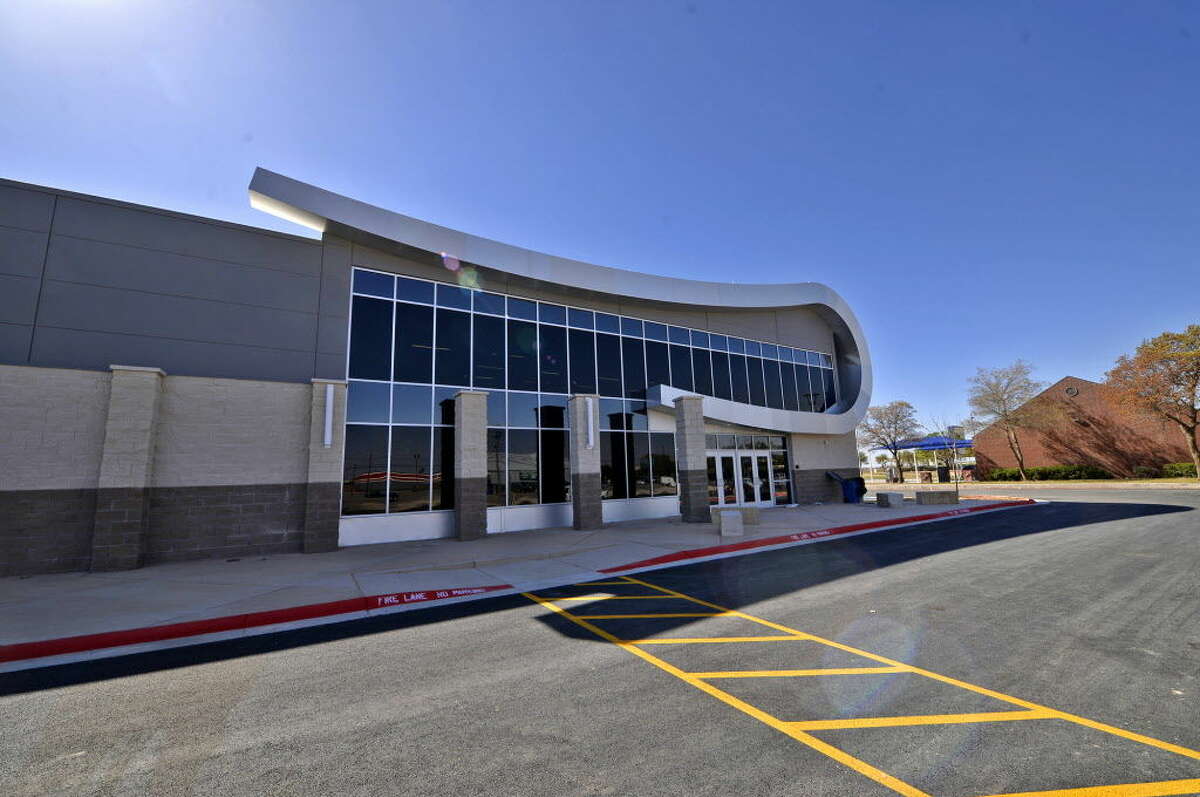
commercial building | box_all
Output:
[973,376,1197,477]
[0,169,871,576]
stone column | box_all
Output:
[673,395,709,523]
[91,365,165,571]
[568,394,602,529]
[454,390,489,540]
[304,378,347,553]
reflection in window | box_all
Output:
[472,314,505,389]
[540,430,570,503]
[486,430,506,507]
[763,360,784,410]
[692,349,713,396]
[568,329,596,394]
[538,394,568,428]
[781,363,799,411]
[622,337,646,399]
[650,433,677,496]
[507,392,540,428]
[508,429,539,505]
[669,345,693,392]
[392,384,432,424]
[347,381,390,423]
[507,320,538,391]
[389,426,432,513]
[645,341,670,390]
[747,357,767,407]
[538,324,568,394]
[629,433,652,498]
[729,354,750,404]
[431,427,454,510]
[394,303,433,383]
[600,431,628,499]
[596,334,623,398]
[822,368,837,410]
[711,351,732,401]
[342,425,389,515]
[349,297,392,380]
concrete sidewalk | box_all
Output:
[0,496,1035,670]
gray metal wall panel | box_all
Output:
[0,274,40,325]
[0,226,49,279]
[314,352,347,381]
[0,185,54,232]
[53,197,322,276]
[316,313,348,356]
[0,323,32,362]
[35,281,317,352]
[30,327,318,381]
[45,235,321,314]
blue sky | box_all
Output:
[2,0,1197,426]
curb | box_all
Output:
[0,499,1038,673]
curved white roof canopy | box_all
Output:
[248,168,871,435]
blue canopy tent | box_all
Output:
[869,436,973,484]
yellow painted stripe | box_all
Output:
[692,666,909,678]
[978,779,1200,797]
[570,612,727,620]
[629,635,810,644]
[623,576,1200,762]
[523,592,931,797]
[785,709,1053,731]
[543,595,688,601]
[573,581,637,586]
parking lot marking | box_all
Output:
[978,779,1200,797]
[628,635,811,644]
[785,710,1053,731]
[574,581,636,586]
[571,612,729,619]
[692,666,908,678]
[543,595,689,600]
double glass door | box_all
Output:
[707,452,773,507]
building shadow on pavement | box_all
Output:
[1,498,1190,696]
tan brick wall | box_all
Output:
[0,365,110,491]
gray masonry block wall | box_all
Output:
[789,432,861,503]
[674,395,709,522]
[454,391,488,541]
[305,380,347,553]
[569,395,603,529]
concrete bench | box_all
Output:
[717,511,744,537]
[875,491,905,508]
[711,506,760,531]
[915,491,958,505]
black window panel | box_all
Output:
[434,309,471,387]
[392,384,432,424]
[644,322,668,341]
[747,357,767,406]
[434,386,457,425]
[437,284,472,310]
[474,291,506,315]
[568,329,597,394]
[629,432,652,497]
[393,302,433,384]
[620,317,644,336]
[621,338,646,399]
[508,429,539,505]
[600,398,627,430]
[538,324,568,394]
[347,380,390,423]
[692,349,713,396]
[668,326,690,344]
[761,343,778,359]
[472,314,505,389]
[568,308,594,329]
[540,430,570,503]
[396,276,434,303]
[486,390,506,427]
[538,394,568,428]
[763,360,784,409]
[349,296,392,381]
[389,426,432,513]
[538,303,566,325]
[507,320,539,391]
[487,429,506,506]
[596,334,622,397]
[727,337,745,354]
[822,368,837,410]
[645,341,670,390]
[781,362,800,411]
[595,312,620,334]
[627,400,649,430]
[711,351,732,400]
[710,334,728,351]
[507,392,540,427]
[650,433,677,496]
[691,331,710,349]
[600,431,628,499]
[342,425,389,515]
[746,340,762,357]
[729,354,750,403]
[669,345,693,392]
[431,427,454,510]
[508,297,537,320]
[353,269,393,298]
[798,365,820,412]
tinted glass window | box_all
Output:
[353,269,393,298]
[650,433,677,496]
[538,394,568,428]
[347,381,390,423]
[668,326,690,345]
[822,368,837,410]
[729,354,750,403]
[596,333,623,397]
[508,297,538,320]
[434,309,471,386]
[486,390,506,427]
[389,425,431,513]
[393,302,433,384]
[472,314,505,389]
[763,360,784,409]
[595,312,620,333]
[645,341,670,390]
[600,431,628,499]
[727,337,746,354]
[568,308,595,329]
[710,334,728,351]
[507,391,540,427]
[508,429,539,505]
[568,329,596,394]
[540,430,569,503]
[621,337,646,399]
[392,384,432,424]
[538,303,567,325]
[644,322,668,341]
[349,296,392,381]
[507,320,538,391]
[761,343,779,359]
[691,331,710,349]
[437,284,472,310]
[745,340,762,357]
[474,291,506,315]
[781,363,800,411]
[747,357,767,406]
[431,427,454,510]
[620,317,644,337]
[627,400,649,431]
[486,429,506,506]
[692,349,713,396]
[629,433,652,497]
[711,351,732,400]
[396,276,435,303]
[669,345,693,392]
[342,425,389,515]
[434,387,457,425]
[538,324,568,394]
[799,365,822,412]
[600,398,627,430]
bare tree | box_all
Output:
[1105,325,1200,481]
[968,361,1043,480]
[860,401,921,483]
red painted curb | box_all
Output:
[598,499,1037,573]
[0,585,511,664]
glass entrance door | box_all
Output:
[706,451,773,508]
[706,454,741,507]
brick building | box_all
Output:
[973,376,1197,477]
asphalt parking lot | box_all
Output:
[2,488,1198,796]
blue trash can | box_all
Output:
[841,477,866,504]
